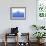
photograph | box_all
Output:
[10,7,26,20]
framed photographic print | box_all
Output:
[10,7,26,20]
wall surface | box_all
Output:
[0,0,36,42]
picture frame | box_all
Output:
[10,7,26,20]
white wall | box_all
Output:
[0,0,36,42]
